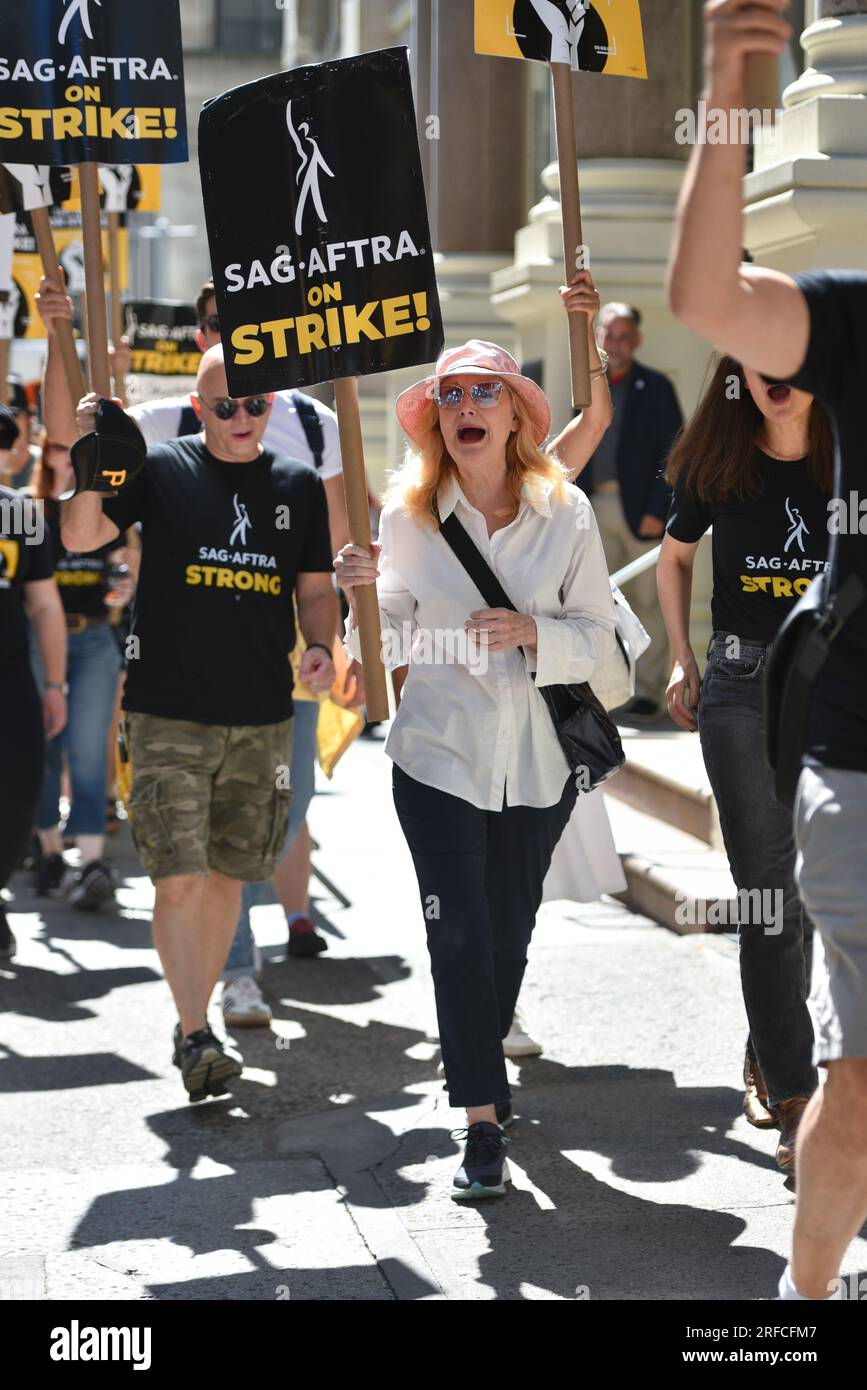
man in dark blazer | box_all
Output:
[580,303,684,715]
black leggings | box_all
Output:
[0,663,44,890]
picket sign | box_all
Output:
[0,0,188,408]
[107,211,125,402]
[199,49,444,725]
[474,2,649,409]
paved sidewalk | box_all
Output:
[2,731,865,1301]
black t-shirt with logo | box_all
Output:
[667,450,831,641]
[784,271,867,774]
[45,499,116,618]
[0,485,55,672]
[101,436,333,726]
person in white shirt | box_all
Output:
[335,336,617,1201]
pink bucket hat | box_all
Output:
[395,340,551,448]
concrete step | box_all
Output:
[607,723,723,849]
[603,794,738,937]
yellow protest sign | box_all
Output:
[474,1,647,80]
[12,211,127,339]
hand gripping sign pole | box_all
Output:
[333,377,389,722]
[30,204,86,407]
[199,49,444,729]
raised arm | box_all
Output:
[35,275,78,446]
[547,270,612,478]
[60,393,124,553]
[667,0,809,377]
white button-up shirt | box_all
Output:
[345,472,617,811]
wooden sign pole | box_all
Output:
[79,162,112,399]
[0,335,9,403]
[332,376,390,723]
[745,53,779,126]
[550,61,591,409]
[30,206,86,410]
[107,209,126,404]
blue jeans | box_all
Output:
[33,622,121,837]
[698,634,816,1107]
[223,698,320,980]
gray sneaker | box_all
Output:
[177,1025,242,1103]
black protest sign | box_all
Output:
[0,0,187,165]
[199,47,444,396]
[125,300,201,377]
[0,164,75,215]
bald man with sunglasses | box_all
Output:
[62,346,339,1101]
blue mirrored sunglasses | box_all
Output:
[433,381,505,410]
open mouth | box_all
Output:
[767,383,791,404]
[457,426,486,444]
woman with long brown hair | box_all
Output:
[335,284,617,1200]
[28,431,135,909]
[657,355,833,1171]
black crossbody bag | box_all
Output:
[437,508,625,791]
[765,428,866,806]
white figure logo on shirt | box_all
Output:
[784,496,809,554]
[230,494,251,548]
[286,101,336,237]
[59,0,102,46]
[528,0,588,69]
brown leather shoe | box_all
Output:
[774,1096,811,1169]
[743,1050,776,1128]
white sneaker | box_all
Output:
[221,976,272,1028]
[502,1008,543,1058]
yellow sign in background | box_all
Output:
[474,1,647,80]
[13,218,128,340]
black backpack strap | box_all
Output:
[437,507,516,612]
[178,403,201,436]
[291,390,325,470]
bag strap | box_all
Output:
[436,506,517,613]
[291,390,325,470]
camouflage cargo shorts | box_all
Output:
[126,712,294,883]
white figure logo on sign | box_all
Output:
[286,101,336,237]
[527,0,588,70]
[59,0,102,47]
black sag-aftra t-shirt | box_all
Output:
[101,436,334,726]
[780,271,867,774]
[667,450,831,642]
[0,486,54,672]
[45,499,117,619]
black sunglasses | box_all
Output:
[197,394,270,421]
[199,314,220,334]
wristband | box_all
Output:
[305,642,333,659]
[45,681,69,694]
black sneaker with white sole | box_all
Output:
[67,860,116,911]
[452,1121,510,1200]
[178,1025,243,1103]
[0,906,15,959]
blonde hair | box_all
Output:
[387,388,568,529]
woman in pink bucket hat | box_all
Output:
[336,272,615,1200]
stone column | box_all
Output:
[745,1,867,271]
